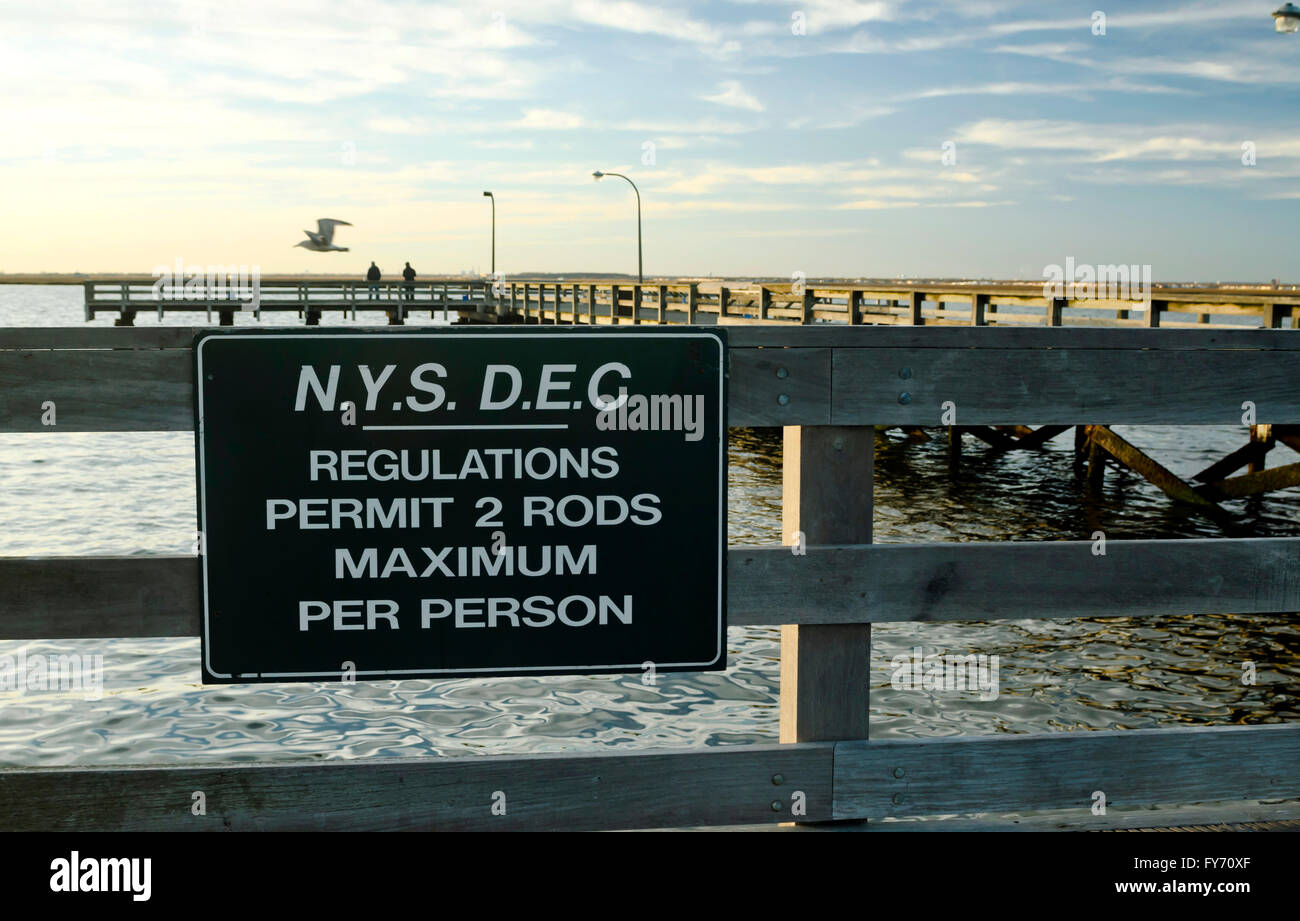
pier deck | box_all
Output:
[76,276,1300,329]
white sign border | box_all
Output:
[196,330,727,681]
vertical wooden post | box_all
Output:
[718,285,730,319]
[587,284,596,325]
[1268,303,1291,329]
[657,284,668,324]
[801,288,815,325]
[1249,424,1274,474]
[908,291,924,326]
[1086,427,1106,493]
[632,285,642,325]
[846,290,860,326]
[948,426,962,472]
[759,286,771,320]
[572,284,580,324]
[780,427,874,743]
[971,293,988,326]
[1049,296,1065,327]
[1146,299,1165,328]
[687,284,699,324]
[610,285,621,325]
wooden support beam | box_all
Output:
[1085,425,1216,507]
[1146,299,1166,327]
[1273,424,1300,455]
[1201,461,1300,500]
[908,292,924,326]
[1086,430,1107,492]
[687,284,699,324]
[971,293,988,326]
[964,426,1019,451]
[759,287,771,320]
[1249,423,1274,474]
[1048,297,1065,327]
[947,426,962,472]
[657,285,667,324]
[781,426,874,743]
[1009,425,1071,450]
[802,289,815,325]
[1192,441,1265,483]
[846,290,860,326]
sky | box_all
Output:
[1,0,1298,280]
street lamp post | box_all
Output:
[482,191,495,275]
[592,170,642,285]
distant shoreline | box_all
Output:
[1,272,1294,291]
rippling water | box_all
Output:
[0,285,1296,766]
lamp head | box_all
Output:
[592,170,605,181]
[483,190,493,197]
[1275,2,1300,32]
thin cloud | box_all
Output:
[700,81,765,112]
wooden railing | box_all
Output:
[1,324,1298,830]
[81,277,1300,329]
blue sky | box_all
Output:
[3,0,1298,280]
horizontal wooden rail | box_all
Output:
[0,724,1293,830]
[6,328,1300,430]
[4,538,1298,639]
[834,723,1300,820]
[5,325,1300,351]
[0,742,835,831]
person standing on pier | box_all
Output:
[366,261,381,300]
[402,261,416,302]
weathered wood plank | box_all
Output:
[780,427,874,743]
[8,325,1300,352]
[13,536,1297,637]
[0,348,192,432]
[0,742,835,831]
[0,556,201,638]
[728,348,831,426]
[832,348,1300,425]
[833,724,1300,820]
[722,326,1300,349]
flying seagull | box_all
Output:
[295,219,352,252]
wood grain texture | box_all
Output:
[9,324,1300,352]
[6,537,1299,638]
[833,724,1300,819]
[0,348,192,432]
[780,427,874,743]
[0,742,834,831]
[728,348,830,426]
[832,347,1300,424]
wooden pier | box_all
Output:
[79,276,1300,330]
[0,323,1297,830]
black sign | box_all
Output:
[194,328,726,683]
